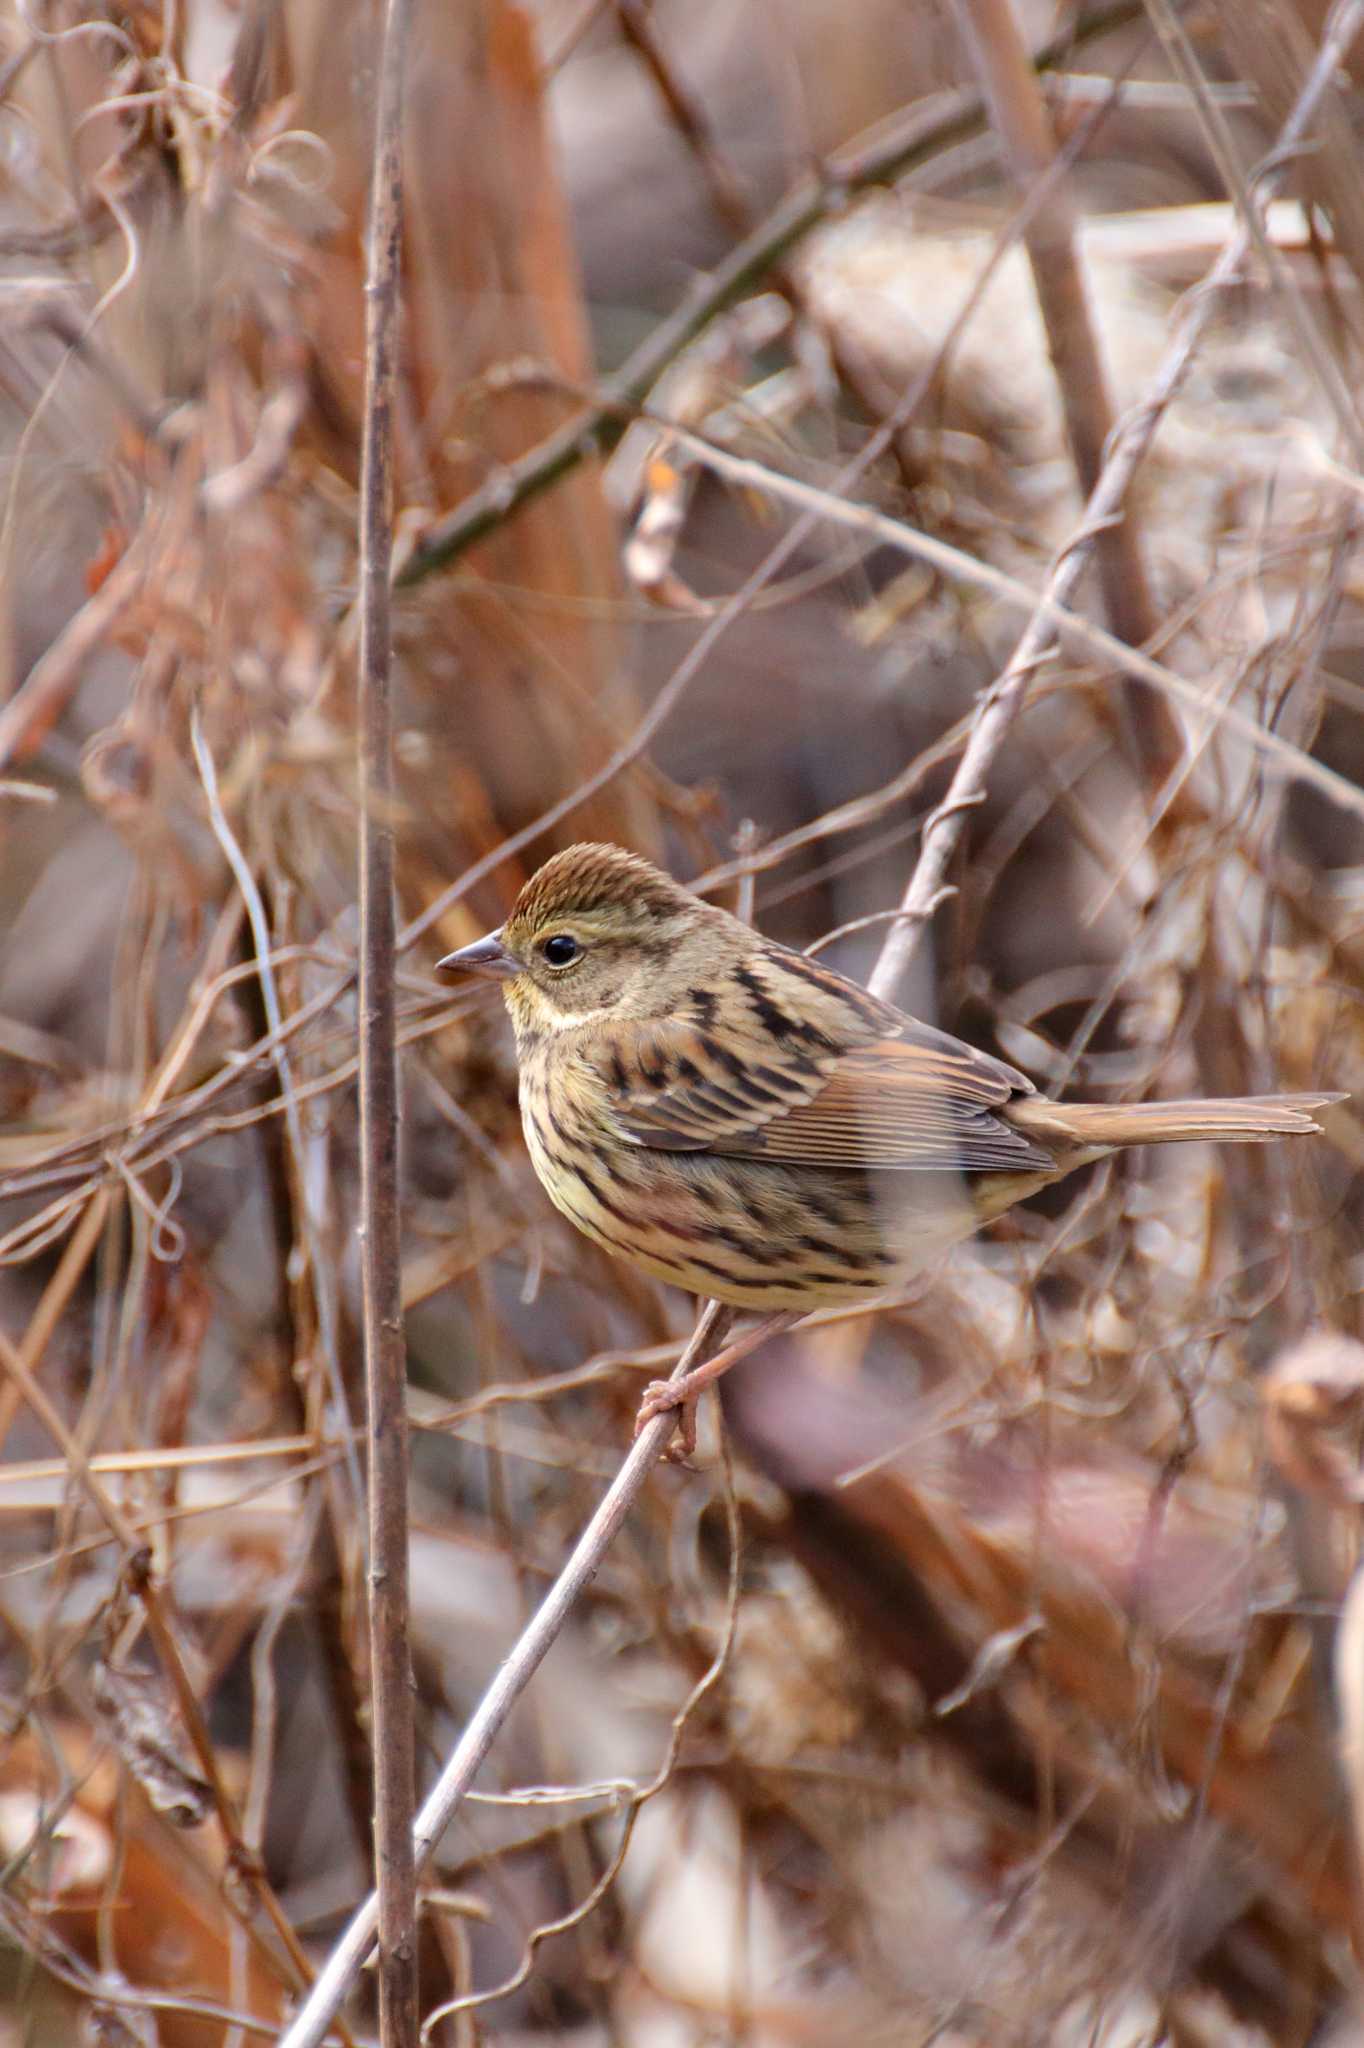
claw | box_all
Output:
[631,1310,803,1461]
[633,1377,699,1459]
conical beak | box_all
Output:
[436,930,518,981]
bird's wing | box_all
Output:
[720,1040,1056,1172]
[583,948,1052,1174]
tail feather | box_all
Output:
[1010,1092,1341,1149]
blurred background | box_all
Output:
[0,0,1363,2040]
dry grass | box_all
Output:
[0,1,1362,2042]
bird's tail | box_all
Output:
[1010,1093,1340,1149]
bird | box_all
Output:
[438,841,1335,1452]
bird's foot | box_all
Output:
[632,1310,804,1459]
[634,1377,700,1460]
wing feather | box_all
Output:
[582,944,1052,1175]
[718,1043,1055,1172]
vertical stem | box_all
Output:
[871,0,1364,1008]
[950,0,1179,783]
[276,1302,734,2048]
[358,0,417,2040]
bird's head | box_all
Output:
[437,843,735,1040]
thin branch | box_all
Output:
[419,1426,745,2033]
[190,715,362,1515]
[397,83,1147,962]
[272,14,1364,2045]
[0,533,149,773]
[357,0,418,2041]
[0,1326,337,2031]
[653,423,1364,827]
[276,1302,734,2048]
[950,0,1179,784]
[394,0,1144,590]
[867,0,1364,1006]
[1144,0,1364,470]
[0,1190,113,1456]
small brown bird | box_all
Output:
[439,843,1333,1449]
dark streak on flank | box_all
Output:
[546,1107,602,1165]
[711,1224,782,1267]
[572,1166,636,1227]
[797,1232,843,1260]
[799,1235,885,1272]
[669,1216,716,1245]
[800,1184,854,1228]
[686,1256,781,1292]
[564,1210,663,1264]
[526,1109,552,1153]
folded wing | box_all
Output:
[589,973,1053,1174]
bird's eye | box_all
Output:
[540,933,581,968]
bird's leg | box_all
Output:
[635,1310,804,1457]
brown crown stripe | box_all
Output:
[509,843,692,932]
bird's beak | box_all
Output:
[436,930,519,982]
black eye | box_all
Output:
[540,933,581,967]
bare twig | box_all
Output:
[0,534,148,773]
[613,0,750,234]
[189,717,361,1517]
[357,0,418,2040]
[0,1187,115,1457]
[655,424,1364,828]
[1,0,1359,2029]
[867,0,1364,1006]
[268,15,1364,2046]
[950,0,1178,784]
[398,75,1156,964]
[1145,0,1364,469]
[419,1424,746,2032]
[0,1326,336,2030]
[275,1303,734,2048]
[395,0,1144,591]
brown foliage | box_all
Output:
[0,0,1361,2041]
